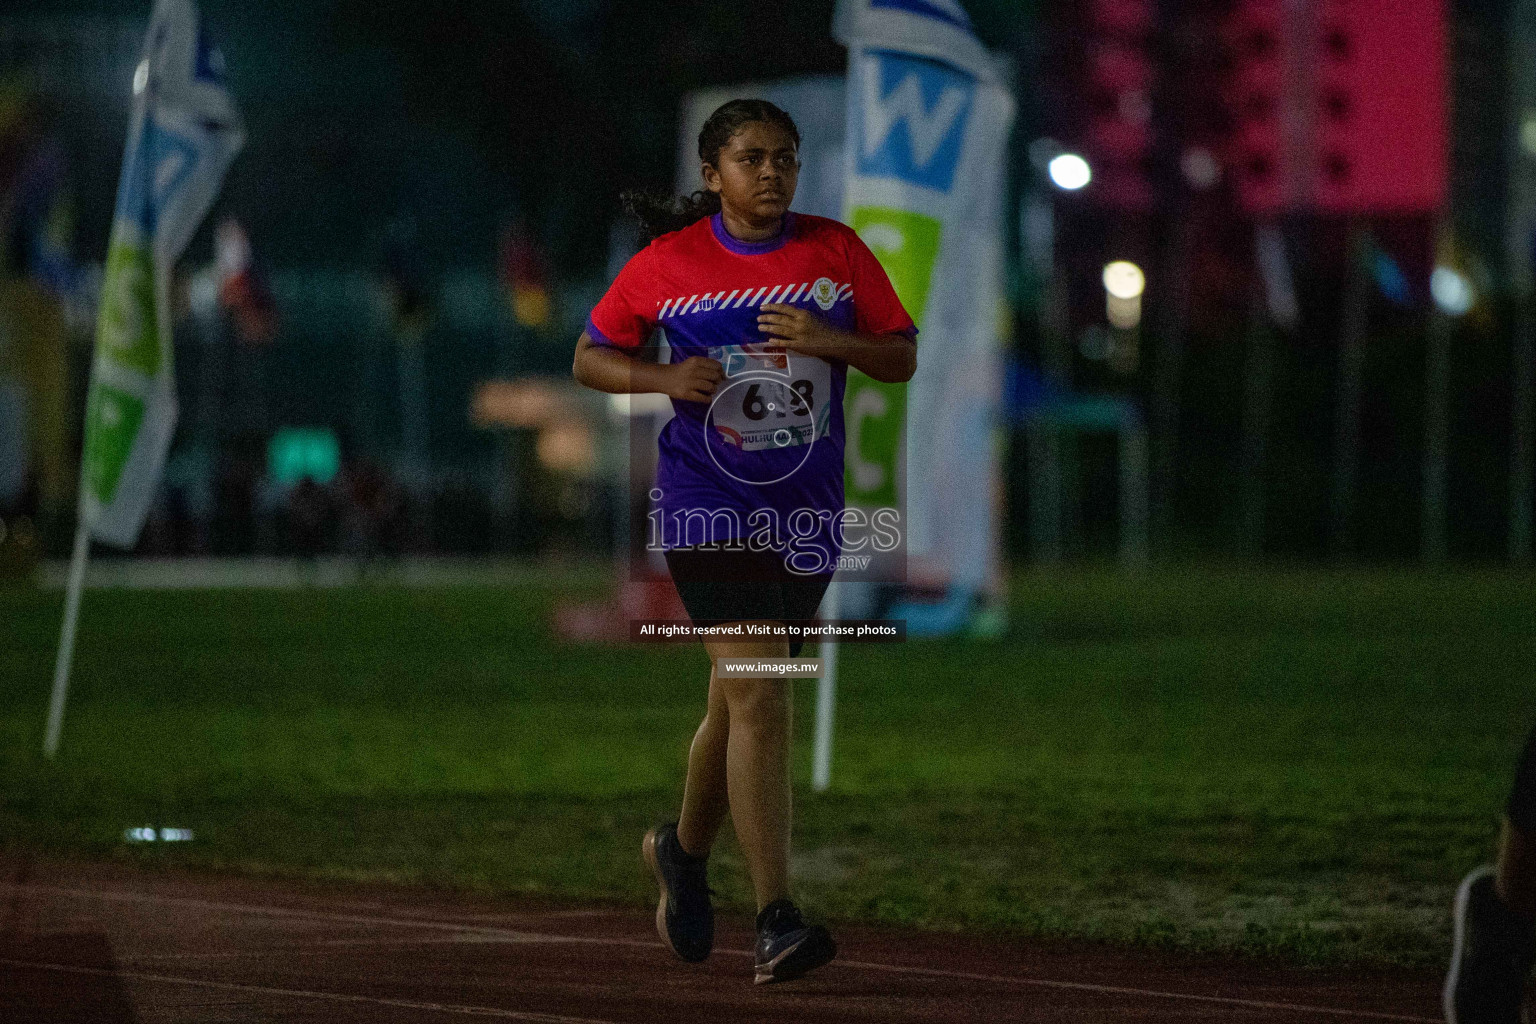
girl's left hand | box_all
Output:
[757,303,840,358]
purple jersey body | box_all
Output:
[587,212,915,573]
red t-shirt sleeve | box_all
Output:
[586,246,656,349]
[846,228,918,339]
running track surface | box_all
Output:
[0,856,1444,1023]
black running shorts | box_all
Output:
[663,546,834,659]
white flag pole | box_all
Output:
[44,525,91,758]
[812,582,839,792]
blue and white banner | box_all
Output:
[835,0,1013,625]
[80,0,243,548]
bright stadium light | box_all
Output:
[1430,265,1473,316]
[1103,261,1146,330]
[1102,261,1145,300]
[1048,153,1091,191]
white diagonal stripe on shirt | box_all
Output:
[762,285,785,305]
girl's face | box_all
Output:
[703,121,800,225]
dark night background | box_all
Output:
[0,0,1527,563]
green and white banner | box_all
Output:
[81,0,243,548]
[836,0,1013,603]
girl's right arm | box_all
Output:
[572,332,724,403]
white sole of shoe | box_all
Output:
[641,829,680,958]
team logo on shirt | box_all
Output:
[811,277,838,310]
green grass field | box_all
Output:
[1,563,1530,967]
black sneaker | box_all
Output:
[1445,865,1536,1024]
[754,898,836,985]
[642,822,714,962]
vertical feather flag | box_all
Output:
[47,0,243,759]
[836,0,1012,624]
[81,0,244,548]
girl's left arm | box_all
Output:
[756,303,916,383]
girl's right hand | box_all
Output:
[666,356,725,403]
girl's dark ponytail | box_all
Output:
[619,188,722,241]
[622,98,800,242]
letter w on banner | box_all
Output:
[834,0,1013,630]
[82,0,244,548]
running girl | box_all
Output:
[571,98,916,984]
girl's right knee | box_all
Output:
[721,678,789,719]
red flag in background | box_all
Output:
[215,217,276,345]
[498,219,552,329]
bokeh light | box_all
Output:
[1048,153,1091,191]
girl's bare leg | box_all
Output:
[701,634,794,910]
[676,660,732,858]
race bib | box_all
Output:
[705,343,832,454]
